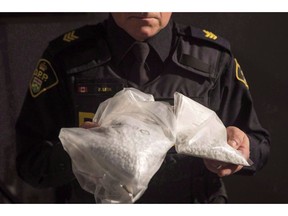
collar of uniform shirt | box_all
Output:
[106,15,173,66]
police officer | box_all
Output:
[16,13,270,203]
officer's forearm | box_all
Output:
[16,135,75,188]
[236,133,270,175]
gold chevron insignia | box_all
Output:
[63,31,79,42]
[203,30,217,40]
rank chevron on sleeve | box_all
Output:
[63,31,79,42]
[203,30,218,40]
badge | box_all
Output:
[30,59,59,98]
[235,58,249,89]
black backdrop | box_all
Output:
[0,13,287,203]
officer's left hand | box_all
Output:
[203,126,250,177]
[80,121,99,129]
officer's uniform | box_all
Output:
[16,16,270,203]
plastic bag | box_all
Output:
[59,88,176,203]
[174,92,251,166]
[59,89,251,204]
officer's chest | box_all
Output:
[65,59,215,126]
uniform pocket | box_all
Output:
[74,78,125,126]
[66,61,125,126]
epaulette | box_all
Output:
[177,23,231,51]
[48,23,105,56]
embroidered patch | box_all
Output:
[235,58,249,89]
[203,30,218,40]
[63,30,79,42]
[30,59,59,98]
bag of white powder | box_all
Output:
[59,88,252,204]
[59,88,176,203]
[174,92,251,166]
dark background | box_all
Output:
[0,13,287,203]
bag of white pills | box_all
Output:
[59,88,176,203]
[174,92,252,166]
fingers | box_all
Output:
[204,126,250,177]
[217,164,243,177]
[227,126,243,149]
[204,158,243,177]
[238,135,250,160]
[80,121,99,129]
[226,126,250,160]
[203,159,228,175]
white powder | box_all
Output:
[60,115,174,203]
[174,92,250,166]
[59,89,251,203]
[59,89,176,203]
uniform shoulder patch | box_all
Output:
[235,58,249,89]
[30,59,59,98]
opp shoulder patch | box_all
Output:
[235,58,249,89]
[30,59,59,98]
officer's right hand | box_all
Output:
[80,121,99,129]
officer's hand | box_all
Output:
[80,121,99,129]
[203,126,250,177]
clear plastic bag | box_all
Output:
[174,92,251,166]
[59,89,252,204]
[59,88,176,203]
